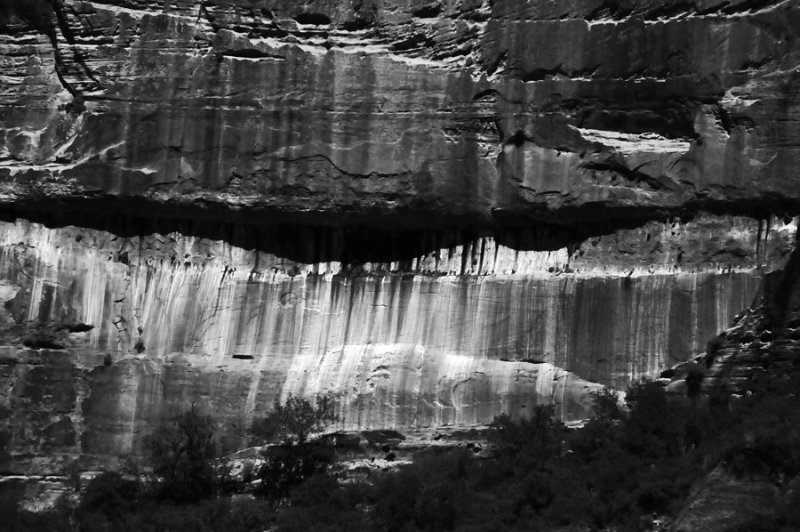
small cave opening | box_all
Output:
[293,13,331,25]
[576,104,697,140]
[58,323,94,333]
[412,4,442,18]
[522,67,566,82]
[391,33,433,52]
[23,335,64,350]
[219,48,282,60]
[505,130,529,147]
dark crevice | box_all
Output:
[575,100,701,140]
[57,323,94,333]
[293,13,331,25]
[580,159,668,190]
[644,1,700,20]
[391,33,435,52]
[472,88,500,101]
[712,105,756,135]
[521,64,600,82]
[23,336,64,350]
[248,25,289,39]
[765,230,800,330]
[412,4,442,18]
[738,56,776,71]
[462,8,491,22]
[341,17,373,31]
[585,1,635,21]
[695,1,731,16]
[501,357,546,364]
[484,50,508,77]
[218,49,285,60]
[522,66,567,82]
[583,0,773,20]
[198,2,220,32]
[720,0,775,15]
[505,130,533,147]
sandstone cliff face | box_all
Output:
[1,0,799,473]
[2,0,799,225]
[0,215,791,472]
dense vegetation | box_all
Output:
[5,376,800,531]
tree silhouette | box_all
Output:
[148,406,218,503]
[252,394,337,445]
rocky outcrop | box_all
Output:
[1,0,799,473]
[0,0,799,227]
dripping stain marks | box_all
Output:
[1,195,798,272]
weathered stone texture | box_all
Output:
[1,0,799,472]
[0,214,792,471]
[0,0,798,224]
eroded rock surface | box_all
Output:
[0,214,793,473]
[1,0,799,473]
[0,0,798,226]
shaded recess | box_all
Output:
[292,13,332,25]
[412,4,443,18]
[0,194,796,265]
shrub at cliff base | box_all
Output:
[70,406,277,532]
[11,378,800,531]
[73,487,274,532]
[147,406,218,503]
[251,394,338,499]
[274,379,800,532]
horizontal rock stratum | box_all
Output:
[0,0,799,473]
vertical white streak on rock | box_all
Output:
[0,218,785,432]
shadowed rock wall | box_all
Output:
[0,0,798,225]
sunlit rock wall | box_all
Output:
[0,214,794,472]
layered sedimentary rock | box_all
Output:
[1,0,799,224]
[1,0,799,472]
[0,214,793,472]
